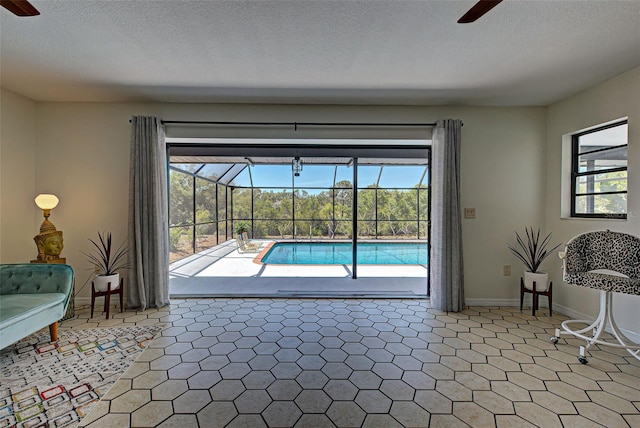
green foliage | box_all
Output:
[196,178,216,223]
[170,167,430,245]
[235,221,250,235]
[169,170,192,226]
[575,170,627,214]
[84,231,129,275]
[508,227,562,273]
[169,228,183,252]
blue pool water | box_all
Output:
[261,242,428,265]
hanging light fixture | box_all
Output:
[292,156,303,177]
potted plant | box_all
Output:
[508,227,561,292]
[84,231,129,292]
[235,222,249,237]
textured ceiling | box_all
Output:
[1,0,639,106]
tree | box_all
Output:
[169,170,194,226]
[169,163,430,260]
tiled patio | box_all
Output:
[70,299,640,427]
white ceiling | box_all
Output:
[1,0,639,106]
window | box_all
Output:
[571,120,628,218]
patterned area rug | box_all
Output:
[0,325,162,428]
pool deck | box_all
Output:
[170,239,429,298]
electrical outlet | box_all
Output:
[464,208,476,219]
[503,265,511,276]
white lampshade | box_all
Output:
[35,194,59,210]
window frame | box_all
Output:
[570,120,628,219]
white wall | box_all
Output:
[2,100,547,302]
[545,66,640,336]
[0,88,37,263]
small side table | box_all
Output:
[91,277,124,319]
[520,276,552,317]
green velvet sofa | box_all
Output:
[0,263,74,349]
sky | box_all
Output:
[233,164,428,189]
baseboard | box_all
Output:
[75,297,91,306]
[465,298,520,307]
[551,302,587,321]
[465,297,555,309]
[74,296,125,307]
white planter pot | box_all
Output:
[94,273,120,292]
[524,271,549,292]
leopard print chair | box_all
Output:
[563,230,640,294]
[552,230,640,363]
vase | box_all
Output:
[94,273,120,292]
[524,271,549,292]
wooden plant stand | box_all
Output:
[91,277,123,319]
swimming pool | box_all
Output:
[261,242,428,265]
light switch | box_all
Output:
[464,208,476,219]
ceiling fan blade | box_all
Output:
[1,0,40,16]
[458,0,502,23]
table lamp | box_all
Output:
[32,193,66,263]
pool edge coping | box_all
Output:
[254,241,429,267]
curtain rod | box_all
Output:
[160,120,439,129]
[129,119,465,129]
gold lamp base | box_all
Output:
[30,258,67,264]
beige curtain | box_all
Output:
[128,116,169,310]
[430,119,464,312]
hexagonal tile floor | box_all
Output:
[70,299,639,427]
